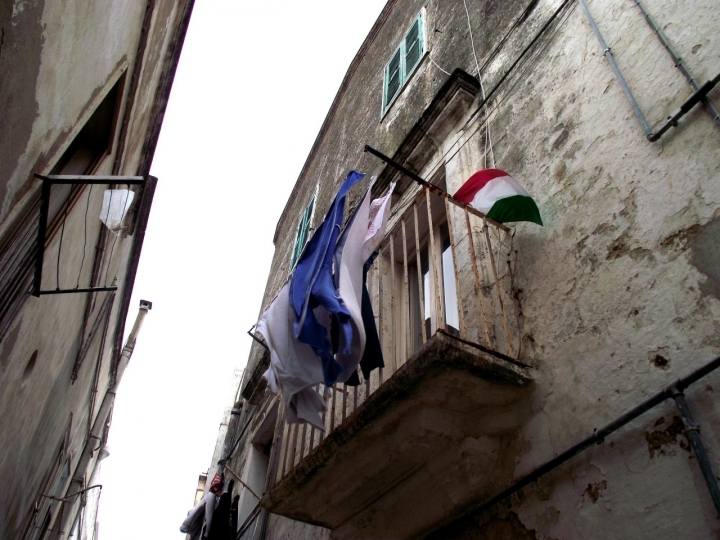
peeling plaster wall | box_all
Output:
[235,0,720,538]
[0,0,190,537]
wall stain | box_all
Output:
[688,217,720,300]
[583,479,607,503]
[551,128,570,151]
[645,416,690,458]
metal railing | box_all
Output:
[269,183,520,487]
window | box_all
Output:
[382,9,426,114]
[0,75,123,342]
[289,190,316,271]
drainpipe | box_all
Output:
[580,0,720,142]
[57,299,152,537]
[578,0,653,137]
[631,0,720,129]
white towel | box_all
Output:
[258,284,327,430]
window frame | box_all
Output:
[382,8,427,116]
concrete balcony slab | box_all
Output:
[261,331,534,540]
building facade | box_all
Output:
[211,0,720,538]
[0,0,193,538]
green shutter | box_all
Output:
[384,48,402,110]
[290,194,315,271]
[404,15,423,76]
[383,11,425,114]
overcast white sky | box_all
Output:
[98,1,388,537]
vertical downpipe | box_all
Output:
[671,387,720,516]
[578,0,653,137]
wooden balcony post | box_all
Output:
[444,198,466,339]
[482,221,515,358]
[413,201,427,344]
[425,188,444,331]
[464,208,491,347]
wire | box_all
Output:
[462,0,495,169]
[55,186,75,290]
[462,0,482,77]
[410,0,577,191]
[76,185,93,288]
[430,56,452,76]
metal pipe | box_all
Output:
[631,0,720,128]
[444,354,720,525]
[364,145,510,232]
[37,286,118,295]
[671,387,720,515]
[248,325,270,350]
[648,73,720,141]
[113,299,152,387]
[578,0,653,136]
[58,300,151,536]
[33,174,146,185]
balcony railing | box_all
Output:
[267,183,521,488]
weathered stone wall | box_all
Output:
[239,0,720,537]
[430,0,720,537]
[0,0,190,537]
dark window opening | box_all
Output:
[0,74,124,342]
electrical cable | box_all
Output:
[462,0,495,168]
[55,186,75,290]
[415,0,577,191]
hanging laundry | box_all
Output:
[180,478,222,540]
[258,283,327,430]
[363,181,396,260]
[230,494,239,539]
[453,169,542,225]
[359,182,395,379]
[205,492,230,540]
[331,182,373,383]
[290,170,365,386]
[206,479,233,540]
[100,189,135,233]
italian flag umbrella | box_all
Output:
[453,169,542,225]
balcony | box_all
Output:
[261,184,534,539]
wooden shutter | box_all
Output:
[404,15,424,76]
[384,48,402,110]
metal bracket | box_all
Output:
[32,174,146,297]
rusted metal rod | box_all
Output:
[364,145,510,232]
[224,464,262,501]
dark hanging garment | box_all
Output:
[345,253,384,386]
[207,491,231,540]
[359,253,384,379]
